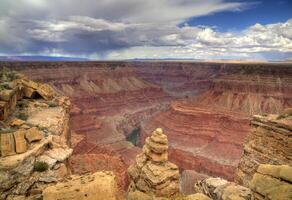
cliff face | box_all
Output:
[2,61,292,193]
[139,63,292,192]
[250,164,292,200]
[4,62,175,190]
[195,73,292,115]
[0,72,72,200]
[141,102,250,180]
[235,113,292,187]
[133,62,220,97]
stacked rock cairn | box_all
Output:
[127,128,180,199]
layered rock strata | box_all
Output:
[3,61,292,194]
[235,112,292,187]
[127,128,180,199]
[250,164,292,200]
[141,102,250,180]
[10,64,174,185]
[140,63,292,192]
[43,171,118,200]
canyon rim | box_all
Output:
[0,61,291,199]
[0,0,292,199]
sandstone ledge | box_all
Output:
[250,164,292,200]
[235,113,292,187]
[43,171,118,200]
[0,136,52,169]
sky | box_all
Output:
[0,0,291,60]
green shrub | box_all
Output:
[16,112,28,121]
[17,100,29,109]
[48,102,58,107]
[0,68,18,82]
[7,71,17,81]
[0,128,14,134]
[277,114,287,120]
[34,161,49,172]
[0,82,12,89]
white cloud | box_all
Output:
[106,19,292,60]
[0,0,291,60]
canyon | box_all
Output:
[2,61,292,193]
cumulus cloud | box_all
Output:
[107,19,292,60]
[0,0,291,60]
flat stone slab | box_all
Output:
[0,136,52,170]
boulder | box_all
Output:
[222,184,252,200]
[194,177,252,200]
[42,171,118,200]
[256,164,292,183]
[250,164,292,200]
[194,178,228,199]
[25,127,43,143]
[22,87,36,99]
[46,148,72,162]
[21,79,55,100]
[235,114,292,187]
[13,130,27,153]
[37,84,55,100]
[0,133,16,157]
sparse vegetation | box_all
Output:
[0,67,18,83]
[277,114,287,120]
[33,161,49,172]
[17,100,29,110]
[16,112,28,121]
[37,125,48,132]
[48,101,58,107]
[0,82,12,90]
[0,127,15,134]
[37,125,50,137]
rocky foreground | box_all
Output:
[0,70,73,199]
